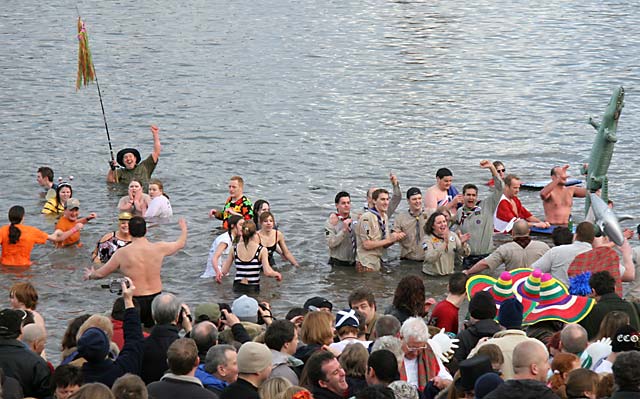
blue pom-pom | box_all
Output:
[569,272,592,296]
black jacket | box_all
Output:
[82,307,144,387]
[0,337,51,398]
[579,293,640,340]
[220,378,259,399]
[148,374,217,399]
[384,305,414,325]
[141,323,180,384]
[484,379,560,399]
[453,319,502,363]
[312,386,346,399]
[0,367,25,399]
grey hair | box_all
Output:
[371,336,404,366]
[204,344,236,375]
[400,317,430,343]
[151,293,182,325]
[192,321,219,354]
[560,323,588,354]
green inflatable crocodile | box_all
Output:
[582,86,624,217]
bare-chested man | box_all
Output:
[83,216,187,327]
[424,168,463,216]
[539,165,587,225]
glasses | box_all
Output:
[497,169,506,173]
[407,344,428,352]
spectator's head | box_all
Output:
[340,343,369,379]
[469,291,497,321]
[237,342,273,384]
[204,344,238,383]
[348,288,377,325]
[77,314,114,342]
[562,368,599,399]
[512,340,550,382]
[373,315,401,340]
[388,381,419,399]
[456,354,493,393]
[497,297,523,330]
[128,216,147,238]
[265,319,298,356]
[68,383,114,399]
[575,222,595,244]
[61,314,91,352]
[53,364,83,399]
[232,295,259,323]
[194,303,221,325]
[151,293,182,325]
[589,271,616,297]
[552,227,573,246]
[367,349,400,385]
[371,336,404,367]
[37,166,54,184]
[111,297,141,322]
[303,297,333,312]
[258,377,292,399]
[0,308,24,339]
[447,272,467,296]
[596,310,630,341]
[400,317,430,361]
[476,344,505,372]
[548,353,580,392]
[21,322,46,355]
[300,310,334,346]
[9,281,39,310]
[355,385,395,399]
[335,309,360,340]
[613,351,640,392]
[611,325,640,353]
[392,276,425,318]
[301,351,347,396]
[560,324,589,355]
[167,338,199,376]
[77,327,110,363]
[191,321,218,356]
[512,219,530,237]
[280,386,313,399]
[112,373,148,399]
[474,372,504,399]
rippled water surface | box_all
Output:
[1,0,640,360]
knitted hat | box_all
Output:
[77,327,110,362]
[612,325,640,352]
[335,309,359,329]
[497,297,523,329]
[195,303,221,324]
[232,295,259,323]
[0,309,24,339]
[469,291,496,320]
[237,342,272,373]
[474,372,504,399]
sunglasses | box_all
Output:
[497,169,506,173]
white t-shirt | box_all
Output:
[328,338,371,355]
[201,233,232,278]
[145,196,173,218]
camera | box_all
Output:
[177,305,192,325]
[106,278,130,295]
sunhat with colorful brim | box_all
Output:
[522,272,595,326]
[466,271,536,317]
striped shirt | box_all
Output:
[233,243,264,286]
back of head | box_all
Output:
[77,314,114,341]
[167,338,198,376]
[512,219,530,237]
[280,386,312,399]
[77,327,110,363]
[69,383,114,399]
[112,373,148,399]
[611,325,640,353]
[596,310,630,341]
[393,276,425,316]
[0,308,24,339]
[575,222,595,244]
[371,336,404,367]
[552,227,573,246]
[232,294,260,323]
[300,311,334,345]
[562,368,598,399]
[241,220,257,245]
[512,340,547,375]
[476,344,504,370]
[151,293,181,325]
[53,364,83,390]
[549,353,579,390]
[264,319,295,351]
[589,271,616,296]
[355,385,395,399]
[436,168,453,179]
[21,323,45,346]
[62,314,91,351]
[204,344,235,375]
[474,372,504,399]
[613,351,640,392]
[368,349,400,384]
[237,342,272,374]
[469,291,497,320]
[10,281,39,309]
[448,272,467,296]
[374,315,401,338]
[497,297,523,330]
[192,321,218,355]
[400,317,429,343]
[128,216,147,238]
[560,324,588,354]
[340,343,368,378]
[258,376,292,399]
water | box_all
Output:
[1,0,639,361]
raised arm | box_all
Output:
[151,125,161,163]
[159,218,188,256]
[48,223,84,243]
[388,173,402,216]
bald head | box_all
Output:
[560,324,588,354]
[21,323,46,355]
[512,220,530,237]
[512,340,549,381]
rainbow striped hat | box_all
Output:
[466,271,535,317]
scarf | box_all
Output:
[408,209,423,244]
[336,212,356,252]
[399,343,441,391]
[513,236,531,249]
[459,204,481,226]
[369,207,386,239]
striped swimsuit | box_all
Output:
[233,243,264,289]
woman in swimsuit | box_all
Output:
[257,211,300,268]
[217,220,282,293]
[41,182,73,215]
[118,180,151,217]
[145,178,173,219]
[252,199,270,226]
[201,215,243,278]
[91,212,133,264]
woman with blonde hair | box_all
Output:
[278,386,313,399]
[145,179,172,218]
[258,377,292,399]
[217,220,282,293]
[69,382,114,399]
[295,311,334,363]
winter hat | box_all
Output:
[474,372,504,399]
[232,295,259,323]
[195,303,221,324]
[77,327,110,362]
[469,291,497,320]
[612,325,640,352]
[237,342,272,373]
[0,309,24,339]
[497,297,523,329]
[335,309,359,329]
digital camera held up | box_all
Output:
[104,278,130,295]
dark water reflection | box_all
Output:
[1,0,639,360]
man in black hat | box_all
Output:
[107,124,161,189]
[0,308,52,398]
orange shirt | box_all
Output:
[0,224,49,266]
[55,217,80,247]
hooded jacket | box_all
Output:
[453,319,502,366]
[80,307,144,387]
[483,379,560,399]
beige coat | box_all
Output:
[422,232,470,276]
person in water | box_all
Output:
[325,191,356,267]
[252,199,270,226]
[540,164,587,226]
[201,215,244,278]
[258,211,299,268]
[217,220,282,293]
[118,180,151,217]
[41,182,72,215]
[54,198,97,248]
[92,212,133,264]
[422,211,470,276]
[107,124,161,189]
[209,175,253,230]
[145,178,173,219]
[36,166,57,199]
[0,205,83,266]
[424,168,463,216]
